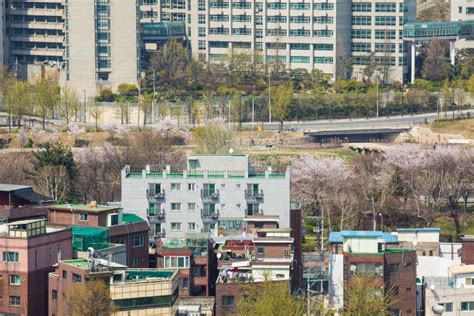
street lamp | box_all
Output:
[378,213,383,232]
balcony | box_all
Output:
[245,208,263,216]
[155,229,166,238]
[201,189,219,202]
[201,209,219,222]
[146,189,165,203]
[147,209,165,223]
[245,189,264,203]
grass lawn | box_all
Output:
[430,118,474,140]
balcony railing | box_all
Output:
[147,209,165,223]
[245,189,264,202]
[201,209,219,222]
[155,228,166,238]
[146,189,165,202]
[201,189,219,202]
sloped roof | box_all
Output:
[329,231,398,243]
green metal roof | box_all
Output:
[50,204,119,212]
[122,213,145,223]
[63,259,91,269]
[126,270,175,280]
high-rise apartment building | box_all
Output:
[5,0,65,77]
[121,154,291,240]
[184,0,415,82]
[451,0,474,53]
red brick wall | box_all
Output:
[254,243,292,258]
[110,228,149,268]
[215,282,241,316]
[384,251,417,316]
[461,240,474,264]
[48,210,101,227]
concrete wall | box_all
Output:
[343,237,379,253]
[425,287,474,316]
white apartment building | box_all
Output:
[451,0,474,52]
[121,154,291,239]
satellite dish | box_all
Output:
[217,253,222,259]
[430,284,436,290]
[229,148,234,154]
[432,304,445,314]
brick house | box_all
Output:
[48,204,149,268]
[0,218,72,316]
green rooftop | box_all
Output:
[122,213,145,223]
[63,259,91,269]
[126,270,175,280]
[50,204,120,212]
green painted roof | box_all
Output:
[50,204,119,212]
[126,270,175,280]
[63,259,90,269]
[122,213,145,223]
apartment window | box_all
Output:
[52,290,57,300]
[290,43,309,50]
[257,246,264,257]
[375,16,396,26]
[171,183,181,191]
[210,28,229,35]
[232,15,251,22]
[314,57,334,64]
[236,203,241,209]
[9,296,20,307]
[180,277,189,288]
[466,278,474,285]
[352,29,371,39]
[9,275,20,286]
[441,303,453,312]
[256,29,263,38]
[210,41,229,48]
[291,3,310,10]
[3,252,19,263]
[267,16,286,23]
[221,183,226,189]
[221,203,226,209]
[314,30,333,37]
[164,256,190,268]
[291,16,311,23]
[80,213,89,221]
[198,41,206,50]
[232,28,251,35]
[188,223,197,231]
[290,29,310,37]
[459,6,463,13]
[72,273,81,283]
[389,264,399,273]
[188,183,196,191]
[198,14,206,24]
[267,2,286,9]
[375,30,396,39]
[352,16,371,26]
[62,271,67,279]
[314,44,333,51]
[467,7,474,14]
[171,222,182,231]
[234,2,251,8]
[132,235,144,247]
[351,43,371,52]
[233,42,251,49]
[188,27,191,36]
[352,2,371,12]
[132,257,139,267]
[188,203,196,211]
[210,1,229,8]
[198,27,206,37]
[255,16,263,25]
[290,56,310,63]
[222,295,235,306]
[314,16,333,24]
[267,29,287,36]
[210,54,226,61]
[461,301,474,311]
[198,0,205,10]
[171,203,182,211]
[314,3,333,10]
[375,43,396,53]
[267,55,287,63]
[376,3,396,12]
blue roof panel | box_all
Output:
[329,231,398,243]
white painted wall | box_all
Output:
[343,237,379,254]
[328,254,344,311]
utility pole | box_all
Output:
[228,99,231,128]
[83,90,86,123]
[152,67,156,123]
[251,98,255,132]
[376,73,379,118]
[268,73,272,123]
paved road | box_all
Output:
[257,111,472,131]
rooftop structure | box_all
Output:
[0,183,54,222]
[49,258,179,315]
